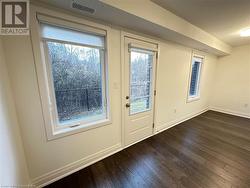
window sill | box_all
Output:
[187,96,200,103]
[47,118,112,141]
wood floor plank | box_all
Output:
[201,111,250,130]
[167,127,250,179]
[45,111,250,188]
[173,122,250,170]
[164,131,249,188]
[195,115,250,140]
[183,121,250,161]
[147,136,226,188]
[155,134,233,188]
[190,118,250,148]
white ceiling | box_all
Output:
[33,0,232,55]
[152,0,250,46]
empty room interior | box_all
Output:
[1,0,250,187]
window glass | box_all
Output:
[130,49,153,115]
[189,61,200,96]
[42,24,107,127]
[188,56,202,100]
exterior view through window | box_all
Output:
[188,55,203,101]
[130,49,153,114]
[41,23,107,127]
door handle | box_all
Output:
[126,103,130,108]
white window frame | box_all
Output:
[30,10,111,140]
[187,53,204,102]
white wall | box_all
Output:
[0,38,30,187]
[210,45,250,117]
[2,6,217,186]
[155,41,217,131]
[3,29,122,185]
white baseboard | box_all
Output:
[209,106,250,119]
[33,108,211,187]
[156,108,209,133]
[33,143,122,187]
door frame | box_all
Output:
[120,31,160,148]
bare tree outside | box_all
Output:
[130,50,153,114]
[47,41,153,123]
[47,41,104,124]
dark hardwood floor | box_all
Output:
[45,111,250,188]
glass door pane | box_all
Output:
[130,49,154,115]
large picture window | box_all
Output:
[188,54,203,102]
[40,22,109,137]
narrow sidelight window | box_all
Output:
[188,55,203,101]
[40,23,109,135]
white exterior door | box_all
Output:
[124,37,157,146]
